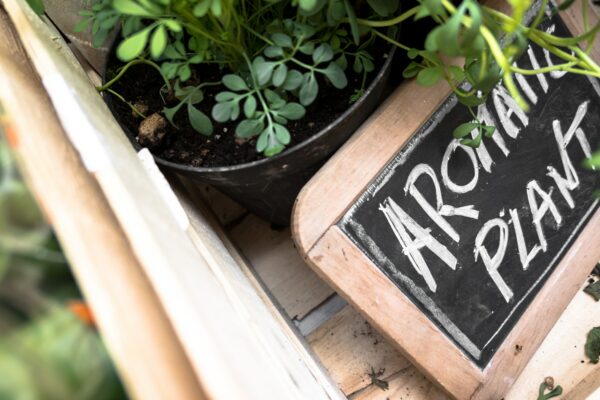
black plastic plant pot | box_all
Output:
[104,47,396,226]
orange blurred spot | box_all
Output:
[4,124,19,149]
[68,300,96,328]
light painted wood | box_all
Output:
[0,10,205,400]
[171,177,346,400]
[3,1,341,398]
[505,283,600,399]
[231,214,335,320]
[308,305,412,396]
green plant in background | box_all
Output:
[86,0,394,156]
[82,0,599,155]
[0,134,127,400]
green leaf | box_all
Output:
[299,73,318,106]
[163,102,184,126]
[585,327,600,364]
[322,63,347,89]
[253,57,276,86]
[416,66,444,86]
[449,66,465,82]
[74,19,90,33]
[222,74,248,91]
[584,150,600,169]
[164,20,182,32]
[343,0,360,45]
[407,48,419,59]
[244,96,257,118]
[283,70,303,90]
[188,104,213,136]
[461,132,482,148]
[453,122,480,139]
[193,0,211,17]
[272,64,288,87]
[367,0,399,16]
[256,128,269,152]
[210,0,222,16]
[313,43,334,64]
[150,25,167,59]
[402,62,421,78]
[236,119,264,138]
[299,42,315,55]
[264,46,284,58]
[215,91,237,102]
[273,124,291,145]
[212,102,234,122]
[116,28,150,61]
[278,103,305,120]
[271,33,293,48]
[113,0,154,17]
[26,0,45,15]
[584,280,600,301]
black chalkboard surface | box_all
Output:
[339,16,600,368]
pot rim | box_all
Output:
[104,41,396,174]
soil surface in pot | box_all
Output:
[107,41,390,168]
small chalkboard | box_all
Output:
[293,8,600,400]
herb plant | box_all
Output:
[83,0,600,156]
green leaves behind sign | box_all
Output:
[584,280,600,301]
[586,327,600,364]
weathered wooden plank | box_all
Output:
[230,214,335,320]
[0,10,205,400]
[350,367,448,400]
[308,305,412,396]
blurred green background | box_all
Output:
[0,133,127,400]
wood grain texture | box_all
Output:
[306,226,483,399]
[231,214,335,320]
[0,11,205,400]
[350,367,447,400]
[308,305,412,396]
[171,178,346,400]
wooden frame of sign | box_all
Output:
[293,5,600,400]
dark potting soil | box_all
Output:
[106,42,391,168]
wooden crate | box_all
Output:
[0,0,599,398]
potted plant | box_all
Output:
[76,0,598,225]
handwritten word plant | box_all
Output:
[83,0,600,156]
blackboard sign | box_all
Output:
[293,8,600,400]
[340,17,600,367]
[339,15,600,368]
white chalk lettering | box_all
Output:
[509,208,541,270]
[493,85,529,139]
[527,180,562,252]
[441,139,480,194]
[380,197,457,293]
[474,218,513,303]
[547,101,592,208]
[515,70,539,104]
[543,25,569,79]
[405,164,479,243]
[527,45,549,92]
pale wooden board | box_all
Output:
[188,181,248,227]
[308,305,412,396]
[0,10,205,400]
[230,214,335,320]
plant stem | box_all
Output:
[105,89,147,119]
[97,59,169,92]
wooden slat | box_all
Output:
[2,1,340,398]
[350,367,447,400]
[308,305,412,396]
[171,178,346,400]
[230,214,335,320]
[0,10,205,400]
